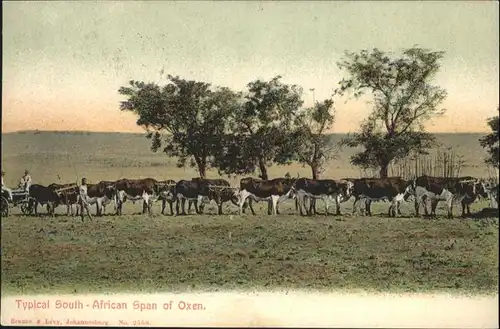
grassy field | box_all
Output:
[1,131,499,296]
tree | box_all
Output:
[292,98,339,179]
[337,47,447,177]
[215,76,304,180]
[118,75,237,178]
[479,107,499,167]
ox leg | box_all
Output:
[96,199,103,217]
[248,198,257,215]
[238,193,249,215]
[218,202,223,215]
[352,197,358,216]
[177,199,182,215]
[461,201,466,217]
[335,196,341,216]
[430,200,438,217]
[322,196,329,216]
[298,195,306,216]
[446,199,454,219]
[169,201,174,216]
[307,198,315,216]
[161,199,166,215]
[270,195,280,215]
[366,200,372,216]
[467,203,471,216]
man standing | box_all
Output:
[19,170,32,192]
[2,171,13,201]
[79,178,93,222]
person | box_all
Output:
[1,171,13,201]
[78,178,93,221]
[19,170,32,192]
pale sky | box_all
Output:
[2,1,499,133]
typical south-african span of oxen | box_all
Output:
[19,174,496,219]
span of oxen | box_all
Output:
[238,177,297,215]
[347,177,413,217]
[28,184,61,216]
[410,175,480,218]
[295,178,354,216]
[113,178,158,216]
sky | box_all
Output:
[2,1,499,133]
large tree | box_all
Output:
[292,98,339,179]
[479,107,499,167]
[215,76,303,180]
[118,75,238,178]
[337,47,447,177]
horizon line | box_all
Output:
[1,129,492,135]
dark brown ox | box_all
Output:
[411,175,480,218]
[114,178,158,216]
[192,178,240,215]
[156,180,177,215]
[238,177,297,215]
[48,183,79,216]
[28,184,61,216]
[86,181,116,216]
[294,178,354,216]
[349,177,413,217]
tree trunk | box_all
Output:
[258,158,269,180]
[195,158,207,179]
[311,164,320,180]
[379,162,389,178]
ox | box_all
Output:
[156,180,177,216]
[114,178,158,216]
[48,183,79,216]
[349,177,413,217]
[28,184,61,216]
[238,177,296,215]
[412,175,486,218]
[194,178,240,215]
[174,178,239,215]
[459,178,489,216]
[295,178,354,216]
[86,181,116,216]
[411,175,483,218]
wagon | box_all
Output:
[1,189,35,217]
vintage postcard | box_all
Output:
[1,1,499,327]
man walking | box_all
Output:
[78,177,93,222]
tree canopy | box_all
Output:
[214,76,304,179]
[118,75,238,178]
[292,98,339,179]
[337,47,447,177]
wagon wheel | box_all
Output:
[24,197,35,215]
[1,196,9,217]
[21,201,31,215]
